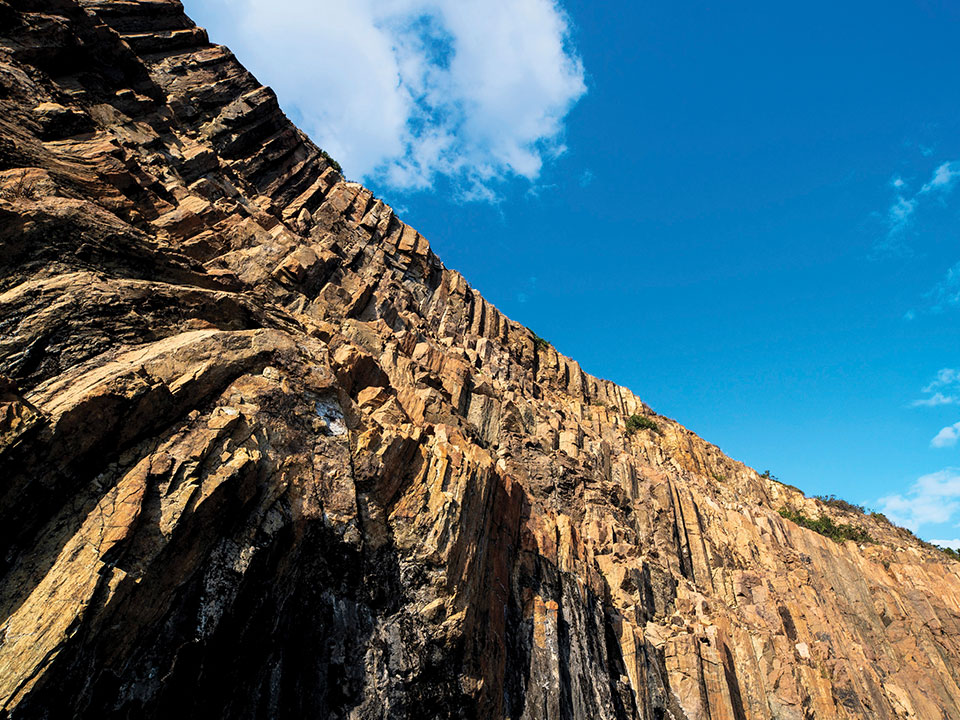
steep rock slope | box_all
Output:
[1,2,959,718]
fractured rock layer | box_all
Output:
[0,2,958,718]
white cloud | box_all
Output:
[920,161,960,195]
[924,368,960,392]
[888,161,960,313]
[926,261,960,313]
[931,422,960,448]
[184,0,586,200]
[911,369,960,407]
[931,538,960,550]
[912,392,958,408]
[877,468,960,531]
[888,195,917,231]
[878,159,959,254]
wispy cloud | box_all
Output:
[184,0,586,201]
[911,369,960,407]
[877,468,960,531]
[516,275,539,304]
[877,160,959,256]
[906,256,960,318]
[920,161,960,194]
[887,195,917,236]
[912,392,959,407]
[932,422,960,448]
[924,368,960,392]
[925,261,960,313]
[931,538,960,550]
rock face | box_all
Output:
[0,2,959,718]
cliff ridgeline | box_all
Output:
[1,2,959,718]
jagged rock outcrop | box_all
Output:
[1,2,959,718]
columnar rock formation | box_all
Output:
[1,2,959,718]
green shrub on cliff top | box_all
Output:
[937,545,960,561]
[778,507,873,544]
[320,148,343,176]
[814,494,865,514]
[626,414,660,435]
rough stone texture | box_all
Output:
[1,2,959,718]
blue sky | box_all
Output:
[184,0,960,546]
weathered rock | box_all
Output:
[0,2,958,719]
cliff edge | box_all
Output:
[1,2,959,718]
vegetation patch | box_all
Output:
[626,414,660,435]
[814,494,865,514]
[777,480,805,493]
[937,545,960,561]
[0,169,37,200]
[778,507,873,544]
[532,333,549,351]
[868,516,944,554]
[758,469,805,494]
[320,148,343,176]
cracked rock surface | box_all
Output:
[1,2,959,718]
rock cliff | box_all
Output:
[1,2,959,718]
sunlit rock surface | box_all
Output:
[1,2,959,718]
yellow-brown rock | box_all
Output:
[0,2,958,718]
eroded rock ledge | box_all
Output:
[0,2,958,718]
